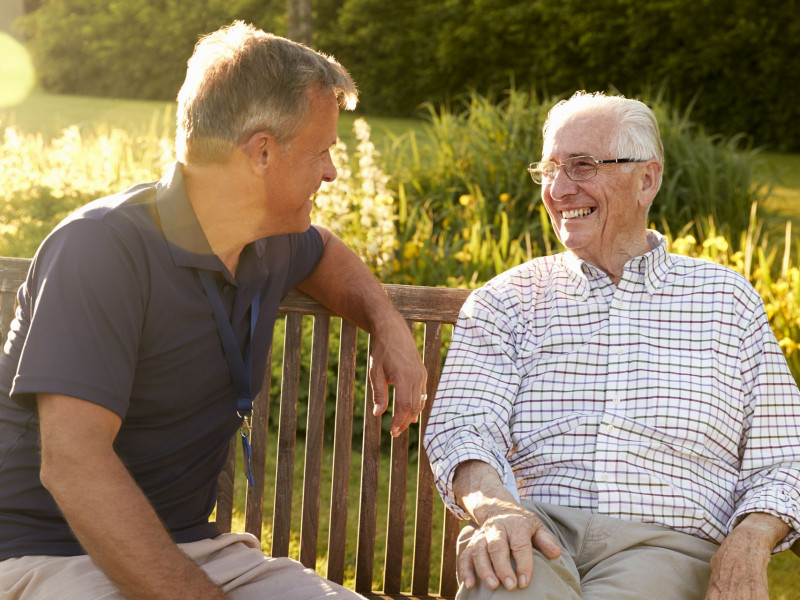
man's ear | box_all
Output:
[638,160,663,208]
[244,131,271,170]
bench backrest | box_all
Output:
[0,255,470,599]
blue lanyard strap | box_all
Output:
[197,269,259,486]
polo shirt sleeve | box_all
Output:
[424,283,522,520]
[281,226,324,295]
[11,218,145,418]
[729,296,800,551]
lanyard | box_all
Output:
[198,270,259,487]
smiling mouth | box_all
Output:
[561,208,596,220]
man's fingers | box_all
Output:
[467,538,502,590]
[369,364,388,417]
[532,526,562,560]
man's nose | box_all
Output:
[322,151,337,183]
[548,165,575,199]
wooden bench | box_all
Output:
[0,255,471,599]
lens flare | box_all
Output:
[0,33,35,108]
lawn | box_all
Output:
[3,90,799,596]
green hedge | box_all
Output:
[320,0,800,151]
[18,0,800,149]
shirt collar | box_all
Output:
[561,230,673,298]
[155,162,222,273]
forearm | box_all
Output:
[454,460,523,525]
[39,394,225,600]
[299,227,404,333]
[43,448,225,600]
[729,512,790,554]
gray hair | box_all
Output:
[543,91,664,190]
[176,21,358,165]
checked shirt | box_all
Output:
[425,232,800,550]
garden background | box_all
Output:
[1,1,799,598]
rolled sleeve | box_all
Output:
[425,285,522,519]
[730,305,800,551]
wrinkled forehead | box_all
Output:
[542,109,619,160]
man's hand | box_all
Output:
[298,227,427,435]
[458,501,561,591]
[454,460,561,592]
[367,318,427,437]
[705,513,789,600]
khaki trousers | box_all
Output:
[0,532,364,599]
[456,502,719,600]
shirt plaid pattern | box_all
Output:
[425,232,800,549]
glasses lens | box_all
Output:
[565,156,597,181]
[529,161,556,184]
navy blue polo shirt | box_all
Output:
[0,162,323,560]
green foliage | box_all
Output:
[320,0,800,150]
[0,116,174,257]
[14,0,284,100]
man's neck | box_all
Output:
[573,232,654,286]
[182,160,262,277]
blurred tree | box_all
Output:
[288,0,312,45]
[15,0,285,100]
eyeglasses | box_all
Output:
[527,155,648,184]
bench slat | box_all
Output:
[326,320,358,584]
[280,286,469,324]
[300,316,330,568]
[272,312,303,556]
[440,509,461,598]
[411,321,443,595]
[245,344,274,539]
[355,335,381,594]
[215,436,238,534]
[383,406,409,594]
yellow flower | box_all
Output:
[499,193,510,203]
[765,303,777,320]
[453,250,472,263]
[402,241,420,260]
[778,337,798,355]
[458,194,473,207]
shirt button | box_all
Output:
[614,347,624,355]
[613,396,622,404]
[606,424,615,434]
[599,473,610,482]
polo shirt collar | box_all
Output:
[561,229,674,298]
[155,162,222,273]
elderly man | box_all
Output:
[0,22,425,600]
[425,91,800,600]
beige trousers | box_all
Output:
[0,532,364,599]
[456,502,719,600]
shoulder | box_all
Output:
[668,253,760,295]
[27,184,161,298]
[461,254,563,321]
[667,253,764,316]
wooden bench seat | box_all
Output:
[0,255,470,599]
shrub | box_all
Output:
[0,119,173,257]
[383,88,775,287]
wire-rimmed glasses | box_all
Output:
[527,155,648,184]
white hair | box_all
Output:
[543,91,664,190]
